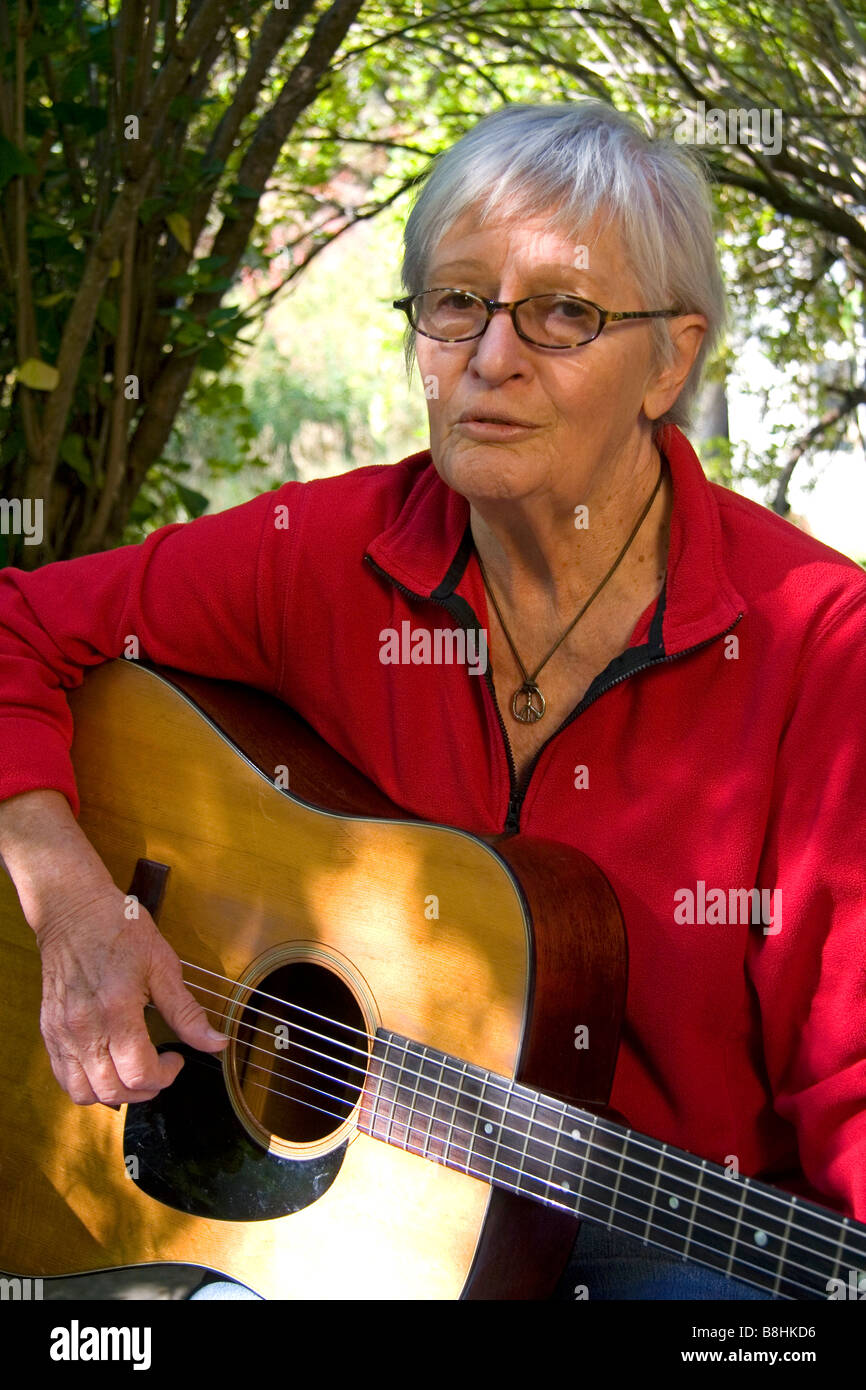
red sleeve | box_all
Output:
[747,586,866,1221]
[0,484,299,816]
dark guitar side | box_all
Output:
[0,660,627,1299]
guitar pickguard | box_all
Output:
[123,1045,346,1221]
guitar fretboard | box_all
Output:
[357,1029,866,1301]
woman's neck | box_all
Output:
[469,444,672,621]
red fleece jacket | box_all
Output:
[0,424,864,1224]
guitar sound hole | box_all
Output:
[234,962,367,1145]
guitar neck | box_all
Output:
[359,1029,865,1301]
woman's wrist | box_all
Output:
[0,789,116,932]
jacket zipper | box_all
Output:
[365,552,742,837]
[505,610,745,833]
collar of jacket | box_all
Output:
[365,423,746,657]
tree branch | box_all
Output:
[118,0,368,533]
[771,382,866,513]
[28,0,233,507]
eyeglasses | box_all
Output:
[393,288,681,349]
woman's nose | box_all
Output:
[468,304,529,378]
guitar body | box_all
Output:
[0,660,627,1300]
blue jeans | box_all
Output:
[551,1219,782,1300]
[189,1220,782,1300]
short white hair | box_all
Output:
[399,100,726,432]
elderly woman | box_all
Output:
[0,101,863,1303]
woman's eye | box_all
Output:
[550,298,591,319]
[439,293,475,310]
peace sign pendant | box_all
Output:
[512,682,546,724]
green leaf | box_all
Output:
[156,273,198,294]
[52,102,108,134]
[59,434,92,483]
[176,483,210,518]
[139,198,164,226]
[198,341,228,371]
[166,213,192,253]
[96,299,118,334]
[0,134,36,191]
[36,290,73,307]
[30,223,70,240]
[206,307,239,327]
[17,358,59,391]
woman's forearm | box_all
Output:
[0,788,117,934]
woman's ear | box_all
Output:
[643,315,707,421]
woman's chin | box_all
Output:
[431,445,542,504]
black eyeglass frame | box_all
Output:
[393,288,682,349]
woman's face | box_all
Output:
[414,207,699,508]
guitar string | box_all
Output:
[174,1008,860,1289]
[167,1043,824,1301]
[172,970,864,1265]
[172,964,863,1259]
[144,984,864,1276]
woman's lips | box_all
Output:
[457,416,539,439]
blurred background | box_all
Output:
[1,0,864,566]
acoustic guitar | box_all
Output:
[0,660,862,1300]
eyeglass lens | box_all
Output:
[413,290,602,346]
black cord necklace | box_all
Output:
[475,466,665,724]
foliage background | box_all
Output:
[1,0,864,564]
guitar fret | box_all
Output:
[772,1198,795,1295]
[389,1036,411,1148]
[608,1130,629,1228]
[517,1093,538,1194]
[425,1050,448,1161]
[404,1036,419,1150]
[682,1159,706,1259]
[470,1069,496,1183]
[365,1036,385,1138]
[375,1031,396,1143]
[576,1114,595,1215]
[644,1142,666,1242]
[487,1078,508,1186]
[449,1060,469,1170]
[726,1178,749,1276]
[547,1106,566,1205]
[830,1218,849,1289]
[415,1043,432,1155]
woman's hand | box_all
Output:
[0,788,226,1105]
[33,881,227,1106]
